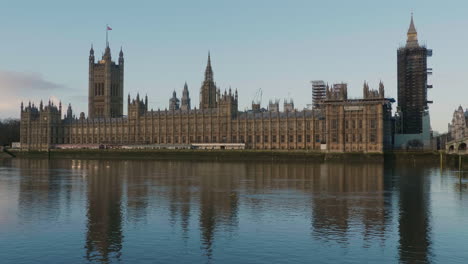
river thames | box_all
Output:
[0,158,467,263]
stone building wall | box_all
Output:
[20,95,392,153]
[20,102,63,151]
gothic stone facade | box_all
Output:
[448,106,468,142]
[20,48,393,153]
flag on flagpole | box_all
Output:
[107,26,112,31]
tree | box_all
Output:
[0,118,20,146]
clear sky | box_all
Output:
[1,0,467,133]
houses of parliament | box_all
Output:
[19,44,392,152]
[20,17,432,153]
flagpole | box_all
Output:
[106,24,108,47]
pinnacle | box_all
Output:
[408,13,417,34]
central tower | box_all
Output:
[88,44,124,119]
[199,53,218,109]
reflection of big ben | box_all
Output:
[84,160,123,263]
[396,162,431,263]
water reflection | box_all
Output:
[0,158,449,263]
[310,162,391,245]
[198,163,239,258]
[393,162,432,263]
[16,159,74,224]
[82,161,123,263]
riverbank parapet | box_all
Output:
[9,149,448,162]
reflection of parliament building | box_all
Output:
[11,159,434,263]
[20,16,432,153]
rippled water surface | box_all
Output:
[1,158,468,263]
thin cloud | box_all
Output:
[0,70,68,118]
[0,70,65,91]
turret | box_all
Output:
[268,99,280,112]
[127,94,147,119]
[219,87,238,117]
[169,90,180,111]
[326,83,348,100]
[363,81,385,99]
[284,99,295,112]
[145,94,148,111]
[89,44,95,63]
[119,47,124,65]
[66,103,73,119]
[181,82,191,111]
[379,81,385,98]
[363,81,369,98]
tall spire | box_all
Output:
[406,13,419,47]
[408,13,417,34]
[204,51,213,81]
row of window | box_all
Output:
[331,132,377,143]
[70,125,330,134]
[345,133,377,143]
[94,83,104,96]
[331,119,377,129]
[108,119,327,129]
[68,134,329,145]
[69,126,379,144]
[345,120,364,129]
[94,83,120,96]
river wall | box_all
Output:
[6,149,447,162]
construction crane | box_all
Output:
[252,88,263,105]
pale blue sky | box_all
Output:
[1,0,467,132]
